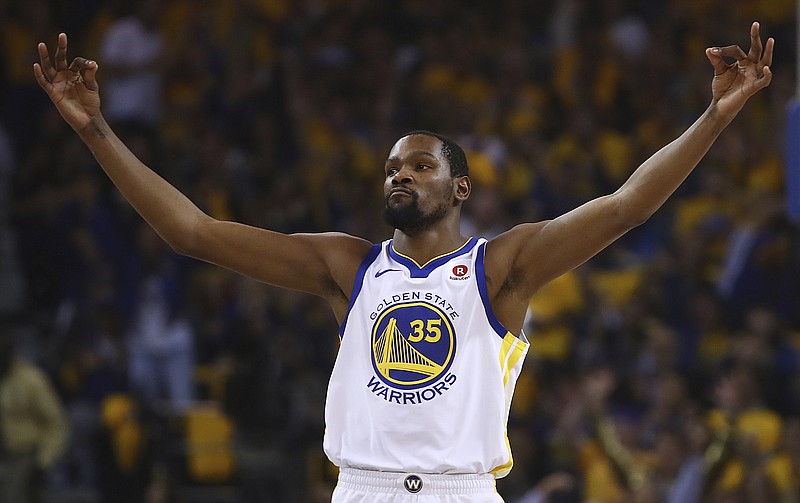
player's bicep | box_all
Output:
[511,195,631,292]
[187,218,367,298]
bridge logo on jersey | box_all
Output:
[371,301,456,390]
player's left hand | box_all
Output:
[706,22,774,122]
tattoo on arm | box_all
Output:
[88,117,106,138]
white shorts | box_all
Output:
[331,467,504,503]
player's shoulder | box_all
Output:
[485,221,549,264]
[301,231,376,264]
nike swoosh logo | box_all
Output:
[375,268,402,278]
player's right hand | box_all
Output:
[34,32,101,132]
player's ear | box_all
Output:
[454,175,471,202]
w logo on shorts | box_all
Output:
[403,474,423,493]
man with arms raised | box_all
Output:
[33,23,773,502]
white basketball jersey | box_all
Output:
[323,237,529,478]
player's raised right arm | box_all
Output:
[34,34,370,305]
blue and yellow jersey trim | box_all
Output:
[339,243,382,339]
[389,237,479,278]
[475,241,521,341]
[490,435,514,478]
[490,333,528,478]
[499,332,528,387]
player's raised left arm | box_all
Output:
[490,22,774,300]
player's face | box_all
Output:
[382,135,455,233]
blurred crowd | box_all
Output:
[1,0,799,502]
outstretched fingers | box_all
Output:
[37,42,57,83]
[32,62,54,94]
[34,32,100,98]
[744,21,774,68]
[708,22,775,82]
[761,36,774,68]
[747,22,763,63]
[54,33,69,71]
[37,33,71,84]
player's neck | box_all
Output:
[391,226,468,266]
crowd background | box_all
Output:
[1,0,799,502]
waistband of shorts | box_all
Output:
[336,467,497,495]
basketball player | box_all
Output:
[33,23,773,502]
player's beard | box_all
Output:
[383,190,449,234]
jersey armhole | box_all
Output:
[338,242,382,339]
[475,242,520,340]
